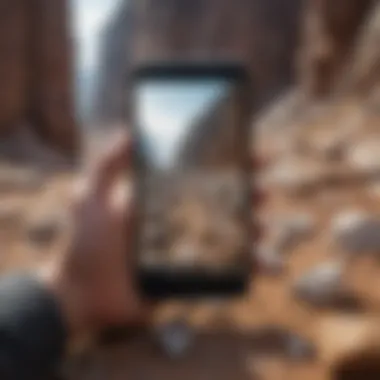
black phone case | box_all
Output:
[128,60,255,300]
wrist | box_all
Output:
[37,264,92,337]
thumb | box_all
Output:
[90,131,131,199]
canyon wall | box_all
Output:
[92,1,134,124]
[94,0,379,125]
[0,0,78,156]
[94,0,303,123]
[298,0,374,97]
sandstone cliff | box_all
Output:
[29,0,78,155]
[94,0,380,124]
[92,1,134,125]
[0,1,29,132]
[0,0,78,157]
[94,0,303,123]
[342,1,380,96]
[298,0,374,97]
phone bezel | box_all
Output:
[129,61,254,300]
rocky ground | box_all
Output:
[2,106,380,380]
[140,171,247,269]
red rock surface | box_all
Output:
[0,0,29,130]
[0,0,78,156]
[298,0,373,97]
[28,0,78,155]
[94,0,303,123]
[94,0,380,126]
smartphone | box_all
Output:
[130,61,253,299]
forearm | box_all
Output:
[0,274,67,379]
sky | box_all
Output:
[137,80,230,169]
[72,0,122,71]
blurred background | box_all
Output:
[1,0,380,379]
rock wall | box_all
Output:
[92,1,134,125]
[29,0,78,155]
[94,0,380,122]
[0,1,29,132]
[0,0,78,156]
[298,0,374,98]
[94,0,303,124]
[342,1,380,95]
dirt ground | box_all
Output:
[2,116,380,379]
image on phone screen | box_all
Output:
[134,74,250,275]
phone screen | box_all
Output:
[134,76,250,275]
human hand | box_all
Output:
[40,131,144,336]
[38,131,264,338]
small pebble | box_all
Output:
[293,262,345,307]
[255,246,286,275]
[156,321,194,358]
[348,139,380,176]
[250,326,316,361]
[331,210,380,254]
[271,213,316,252]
